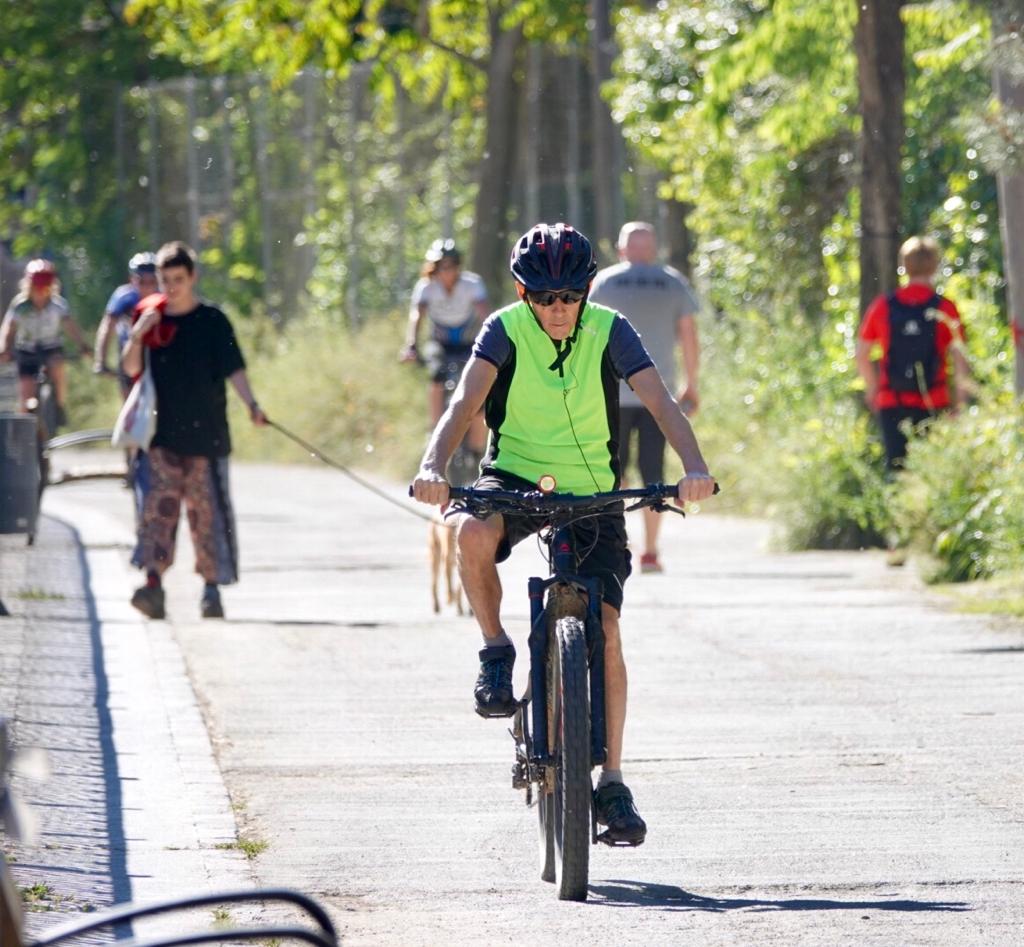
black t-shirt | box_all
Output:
[148,303,246,457]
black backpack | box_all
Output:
[885,292,941,393]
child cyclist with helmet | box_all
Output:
[412,222,716,846]
[0,259,92,424]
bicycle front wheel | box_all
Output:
[547,615,591,901]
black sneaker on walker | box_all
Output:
[593,781,647,847]
[131,584,165,620]
[473,645,516,718]
[200,584,224,619]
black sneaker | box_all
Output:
[473,645,516,718]
[131,584,166,620]
[593,781,647,847]
[200,585,224,619]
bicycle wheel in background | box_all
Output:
[37,374,59,438]
[541,615,591,901]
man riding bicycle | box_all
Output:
[412,222,716,845]
[0,259,91,424]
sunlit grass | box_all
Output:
[66,310,428,483]
[936,571,1024,619]
[215,835,268,859]
[13,588,66,601]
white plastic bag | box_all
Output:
[112,365,157,450]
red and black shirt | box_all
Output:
[859,283,964,410]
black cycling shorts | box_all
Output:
[15,344,63,378]
[619,405,665,484]
[465,467,632,612]
[425,342,473,385]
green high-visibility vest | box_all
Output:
[485,301,621,494]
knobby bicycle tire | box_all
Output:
[537,618,560,885]
[534,702,555,882]
[537,588,576,885]
[551,615,591,901]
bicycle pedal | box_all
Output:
[474,705,516,719]
[595,829,646,848]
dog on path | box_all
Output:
[429,519,464,615]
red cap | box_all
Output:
[26,258,57,286]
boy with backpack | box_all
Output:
[856,236,971,469]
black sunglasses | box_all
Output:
[526,289,587,306]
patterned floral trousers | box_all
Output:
[138,447,238,584]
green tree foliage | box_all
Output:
[611,0,1013,562]
[612,0,998,319]
[611,0,858,321]
[1,1,184,315]
[126,0,594,300]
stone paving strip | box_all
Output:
[1,508,253,942]
[1,519,119,942]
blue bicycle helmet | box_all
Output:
[128,252,157,275]
[509,223,597,291]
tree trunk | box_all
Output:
[146,82,162,247]
[855,0,905,316]
[566,48,583,226]
[660,197,696,281]
[991,6,1024,396]
[589,0,625,256]
[250,79,278,320]
[524,42,542,226]
[471,14,524,303]
[184,75,202,252]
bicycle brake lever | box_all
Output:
[652,500,686,517]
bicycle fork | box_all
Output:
[512,574,608,803]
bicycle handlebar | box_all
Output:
[434,481,719,516]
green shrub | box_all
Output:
[697,308,891,549]
[775,407,890,550]
[895,400,1024,582]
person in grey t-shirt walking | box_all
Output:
[589,221,701,573]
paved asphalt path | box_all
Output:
[37,455,1024,946]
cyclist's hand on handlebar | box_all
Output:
[675,472,717,506]
[411,468,450,506]
[398,344,419,364]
